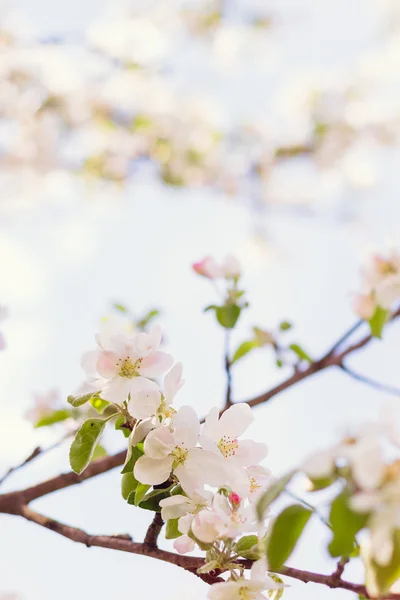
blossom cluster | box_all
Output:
[69,315,282,598]
[353,250,400,321]
[302,406,400,597]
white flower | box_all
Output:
[220,255,241,279]
[246,465,272,502]
[192,493,257,543]
[302,424,386,491]
[159,490,211,521]
[81,325,172,404]
[355,250,400,317]
[134,406,226,496]
[208,560,284,600]
[200,404,268,493]
[352,479,400,566]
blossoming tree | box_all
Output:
[2,250,400,599]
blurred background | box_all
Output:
[0,0,400,598]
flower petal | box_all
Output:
[100,377,131,404]
[96,351,120,379]
[128,388,161,420]
[134,455,173,486]
[174,535,195,555]
[164,362,184,402]
[144,426,175,459]
[218,403,254,439]
[139,351,173,377]
[172,405,200,449]
[232,440,268,467]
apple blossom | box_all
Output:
[192,492,257,543]
[354,250,400,318]
[134,406,226,496]
[208,560,285,600]
[246,465,272,502]
[81,325,172,404]
[200,404,268,493]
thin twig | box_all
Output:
[0,431,73,488]
[284,490,332,531]
[224,331,232,408]
[340,365,400,397]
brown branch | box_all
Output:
[9,503,400,598]
[144,512,164,547]
[245,307,400,410]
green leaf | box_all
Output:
[115,415,131,438]
[216,304,241,329]
[256,471,295,521]
[266,504,312,570]
[67,391,98,408]
[121,443,144,474]
[289,343,313,363]
[235,535,261,560]
[113,303,129,313]
[69,418,108,475]
[166,519,182,540]
[139,484,175,511]
[34,409,71,428]
[369,305,389,339]
[328,490,368,557]
[231,340,258,364]
[306,475,335,492]
[90,396,110,414]
[138,309,160,330]
[276,358,284,368]
[91,444,107,461]
[121,472,139,500]
[365,530,400,596]
[235,535,258,554]
[134,483,151,506]
[279,321,292,332]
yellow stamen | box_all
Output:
[218,435,239,458]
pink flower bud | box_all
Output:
[228,492,241,506]
[192,257,221,279]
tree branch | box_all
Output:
[1,313,400,596]
[9,504,400,598]
[144,512,164,547]
[340,365,400,397]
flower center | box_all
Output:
[172,445,188,468]
[118,357,140,378]
[218,435,239,458]
[249,476,261,494]
[238,586,253,600]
